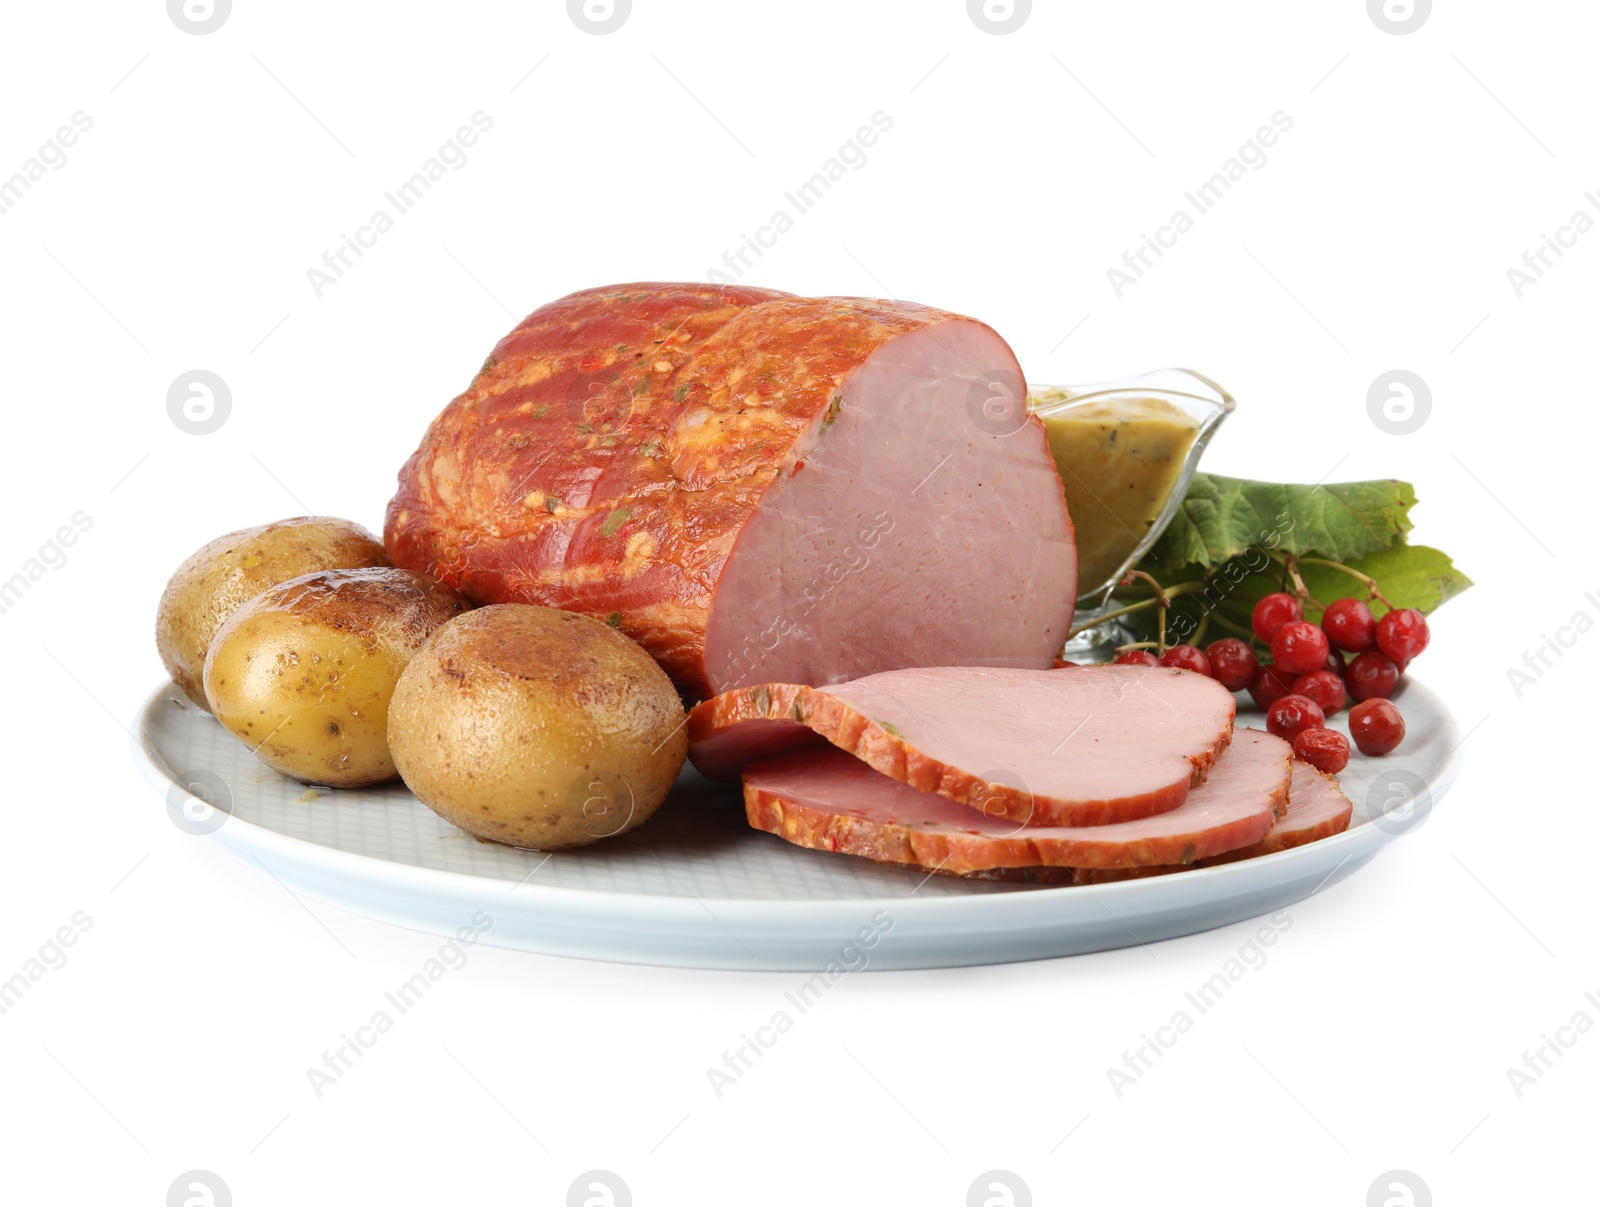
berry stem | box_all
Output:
[1098,572,1209,650]
[1272,552,1325,612]
[1067,596,1160,639]
[1295,556,1394,609]
[1118,571,1207,606]
[1121,569,1168,603]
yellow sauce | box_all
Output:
[1031,390,1200,594]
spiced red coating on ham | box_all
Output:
[741,729,1291,875]
[1072,760,1353,884]
[692,664,1238,827]
[386,282,1078,698]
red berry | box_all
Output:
[1291,669,1347,715]
[1345,650,1400,701]
[1251,592,1303,643]
[1266,694,1326,740]
[1324,647,1347,675]
[1349,698,1406,755]
[1376,608,1430,664]
[1272,621,1330,675]
[1205,638,1259,692]
[1321,597,1376,653]
[1114,649,1160,667]
[1159,644,1211,676]
[1053,658,1079,668]
[1293,727,1350,775]
[1247,663,1297,710]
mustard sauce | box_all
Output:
[1031,390,1200,593]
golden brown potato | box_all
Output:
[203,567,470,787]
[156,516,388,710]
[388,604,687,850]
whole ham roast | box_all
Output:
[386,282,1077,697]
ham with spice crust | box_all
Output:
[1072,759,1353,884]
[741,729,1292,876]
[386,282,1077,698]
[690,664,1237,827]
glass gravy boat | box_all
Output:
[1027,368,1234,652]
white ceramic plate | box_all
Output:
[132,678,1460,970]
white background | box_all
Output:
[0,1,1591,1203]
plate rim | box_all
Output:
[131,678,1463,924]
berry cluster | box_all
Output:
[1107,589,1428,776]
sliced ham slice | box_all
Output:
[692,664,1237,827]
[742,728,1290,875]
[1073,761,1353,884]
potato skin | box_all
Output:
[388,604,688,850]
[203,567,470,787]
[157,517,388,710]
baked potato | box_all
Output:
[156,516,388,710]
[387,604,687,849]
[202,567,470,787]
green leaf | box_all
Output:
[1119,472,1471,649]
[601,507,632,537]
[1142,473,1417,581]
[1304,545,1474,618]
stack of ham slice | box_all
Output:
[686,664,1353,880]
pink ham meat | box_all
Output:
[1073,760,1354,883]
[386,284,1078,699]
[1199,761,1352,861]
[690,664,1237,827]
[742,729,1291,875]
